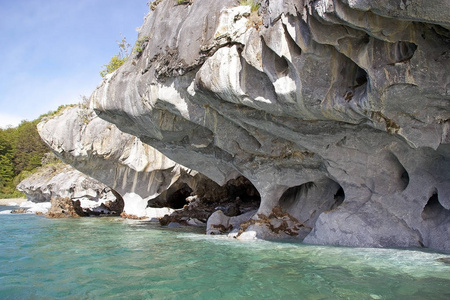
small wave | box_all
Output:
[0,210,12,214]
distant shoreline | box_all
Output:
[0,198,27,206]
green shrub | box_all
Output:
[99,35,131,78]
[133,36,150,54]
[99,55,127,78]
[239,0,260,12]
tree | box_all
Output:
[0,130,15,188]
[13,120,49,174]
[0,119,50,197]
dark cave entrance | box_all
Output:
[422,191,450,222]
[332,186,345,210]
[166,183,192,209]
[108,188,125,213]
[216,176,262,217]
[224,176,261,203]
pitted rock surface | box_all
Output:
[67,1,449,249]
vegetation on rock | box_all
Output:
[239,0,260,12]
[99,35,131,77]
[133,36,150,55]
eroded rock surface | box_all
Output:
[17,162,122,215]
[38,105,260,221]
[90,0,449,250]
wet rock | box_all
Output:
[11,208,28,214]
[207,209,257,236]
[46,197,86,218]
[436,257,450,265]
[120,212,149,220]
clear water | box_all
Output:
[1,206,449,299]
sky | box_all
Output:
[0,0,149,128]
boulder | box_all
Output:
[46,197,86,218]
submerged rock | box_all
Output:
[88,0,449,250]
[436,257,450,265]
[11,208,28,214]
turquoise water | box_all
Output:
[1,206,449,299]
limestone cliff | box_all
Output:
[90,0,449,250]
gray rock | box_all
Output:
[38,105,247,218]
[17,163,121,215]
[71,1,449,250]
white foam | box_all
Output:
[27,202,51,214]
[123,193,148,217]
[145,207,174,219]
[19,201,51,214]
[0,210,12,214]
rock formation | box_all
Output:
[46,197,86,218]
[38,105,260,220]
[87,0,449,250]
[17,162,122,215]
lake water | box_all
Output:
[1,205,449,299]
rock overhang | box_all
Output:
[74,0,450,249]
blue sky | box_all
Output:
[0,0,149,128]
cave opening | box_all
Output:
[400,170,410,190]
[279,182,316,209]
[394,41,417,63]
[422,191,450,221]
[354,66,368,87]
[220,176,261,216]
[331,187,345,210]
[104,188,125,214]
[387,152,410,192]
[278,179,345,225]
[225,176,261,203]
[166,183,192,209]
[274,179,346,239]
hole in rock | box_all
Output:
[107,188,125,214]
[278,179,345,222]
[166,183,192,209]
[222,176,261,213]
[382,152,409,193]
[422,191,450,221]
[331,187,345,210]
[394,41,417,63]
[279,182,316,209]
[274,54,289,76]
[276,179,345,239]
[354,66,368,87]
[400,170,410,190]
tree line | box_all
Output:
[0,119,49,198]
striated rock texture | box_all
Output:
[90,0,449,250]
[17,162,122,215]
[38,105,259,218]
